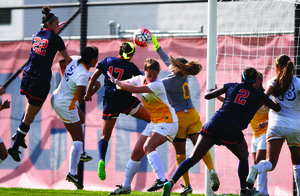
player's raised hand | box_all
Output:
[152,34,160,51]
[58,21,66,30]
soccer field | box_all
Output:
[0,188,240,196]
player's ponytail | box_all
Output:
[170,56,202,76]
[41,6,58,28]
[273,54,294,97]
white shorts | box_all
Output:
[142,122,178,142]
[0,136,2,143]
[51,97,80,123]
[267,126,300,147]
[251,134,267,153]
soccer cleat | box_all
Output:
[66,172,84,189]
[7,147,21,162]
[161,181,172,196]
[147,178,168,192]
[109,185,131,195]
[210,169,220,191]
[80,152,92,162]
[11,133,27,149]
[240,188,256,196]
[180,184,192,196]
[246,164,258,189]
[98,160,106,181]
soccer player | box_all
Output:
[152,35,219,195]
[51,46,100,189]
[84,42,150,181]
[217,71,270,196]
[0,85,11,164]
[108,58,178,195]
[161,67,281,196]
[247,54,300,196]
[7,6,72,162]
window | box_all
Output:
[0,9,11,25]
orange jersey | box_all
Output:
[250,105,269,138]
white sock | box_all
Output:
[147,151,166,181]
[69,141,83,176]
[257,160,272,174]
[293,165,300,196]
[122,159,141,188]
[257,172,268,194]
[264,176,268,195]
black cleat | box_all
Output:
[109,185,131,195]
[66,172,84,189]
[147,179,168,192]
[7,147,21,162]
[12,133,27,149]
[80,152,93,162]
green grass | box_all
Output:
[0,187,239,196]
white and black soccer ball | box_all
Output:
[133,28,152,47]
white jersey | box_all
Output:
[267,75,300,129]
[129,75,178,124]
[52,56,90,110]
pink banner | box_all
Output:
[0,35,294,195]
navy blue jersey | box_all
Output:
[96,57,143,99]
[23,29,66,83]
[212,83,264,130]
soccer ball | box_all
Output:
[133,28,152,47]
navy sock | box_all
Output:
[170,158,195,184]
[238,159,249,189]
[12,122,30,150]
[98,139,108,162]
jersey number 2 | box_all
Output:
[234,89,250,105]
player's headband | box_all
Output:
[275,58,279,66]
[242,71,256,83]
[257,71,262,79]
[41,14,58,27]
[122,42,135,59]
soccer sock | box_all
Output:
[293,165,300,196]
[98,139,108,162]
[12,122,30,150]
[202,150,215,173]
[264,173,268,195]
[147,151,166,181]
[176,154,190,187]
[171,158,195,185]
[69,141,83,176]
[238,160,249,189]
[122,159,141,188]
[257,160,272,174]
[257,172,267,194]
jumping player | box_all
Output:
[247,54,300,196]
[152,35,219,195]
[51,46,100,189]
[108,58,178,195]
[7,6,72,162]
[161,67,280,196]
[84,42,150,181]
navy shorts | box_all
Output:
[200,118,245,147]
[20,72,50,106]
[102,96,141,120]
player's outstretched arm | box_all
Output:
[152,35,171,67]
[205,86,225,100]
[84,69,102,101]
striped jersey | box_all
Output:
[52,56,89,110]
[129,75,178,124]
[267,75,300,129]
